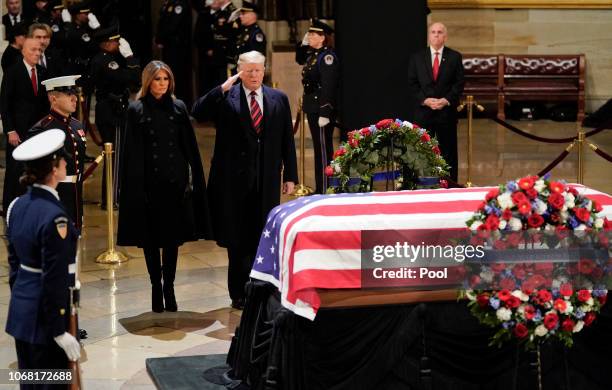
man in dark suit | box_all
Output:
[407,22,464,182]
[192,50,298,309]
[2,0,25,41]
[28,22,65,78]
[0,38,50,214]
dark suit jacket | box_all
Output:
[0,61,50,136]
[407,46,465,126]
[1,45,22,72]
[41,48,66,78]
[192,84,298,247]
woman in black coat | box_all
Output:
[117,60,211,312]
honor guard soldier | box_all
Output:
[296,19,339,194]
[5,129,82,376]
[28,75,87,231]
[64,2,101,76]
[90,26,140,208]
[232,1,266,66]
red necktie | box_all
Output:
[250,91,262,134]
[31,67,38,96]
[432,52,440,82]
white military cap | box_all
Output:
[13,129,67,161]
[41,75,81,92]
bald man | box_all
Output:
[407,22,464,182]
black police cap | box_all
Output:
[93,25,121,43]
[309,19,334,35]
[68,1,91,14]
[240,1,259,13]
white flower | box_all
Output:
[470,221,483,231]
[544,223,556,231]
[594,218,604,229]
[580,305,593,313]
[480,269,494,283]
[497,193,514,209]
[534,180,546,193]
[560,210,569,222]
[496,307,512,321]
[564,193,575,209]
[333,162,341,173]
[535,325,548,337]
[573,320,584,333]
[402,120,413,129]
[512,290,529,302]
[535,199,547,214]
[509,217,523,231]
[465,290,476,301]
[586,297,594,306]
[575,224,587,231]
[499,220,507,230]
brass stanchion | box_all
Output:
[577,128,585,184]
[96,143,128,264]
[293,98,313,197]
[457,95,484,187]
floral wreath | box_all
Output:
[326,119,450,193]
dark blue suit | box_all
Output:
[5,186,78,374]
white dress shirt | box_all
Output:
[430,46,444,66]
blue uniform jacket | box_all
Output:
[5,186,78,345]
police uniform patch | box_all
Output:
[324,54,334,65]
[55,216,68,239]
[51,24,59,32]
[174,5,183,14]
[255,33,264,42]
[218,18,226,25]
[108,61,119,70]
[82,33,90,42]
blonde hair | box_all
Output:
[137,60,175,99]
[237,51,266,67]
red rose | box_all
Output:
[476,293,490,307]
[440,179,449,189]
[549,213,561,224]
[537,289,552,302]
[500,277,516,291]
[553,298,567,312]
[526,188,538,199]
[502,209,513,221]
[485,215,500,230]
[359,127,371,137]
[527,213,545,228]
[506,296,521,309]
[584,312,596,326]
[548,193,565,210]
[549,181,565,194]
[544,313,559,330]
[498,289,512,301]
[420,133,431,143]
[324,166,334,177]
[598,295,607,305]
[375,119,394,129]
[514,323,529,339]
[524,305,536,320]
[518,201,532,215]
[349,137,359,148]
[333,148,346,158]
[486,188,500,202]
[577,289,591,302]
[561,318,575,332]
[518,177,535,190]
[560,283,573,297]
[592,200,603,213]
[578,259,595,275]
[512,191,528,205]
[573,207,591,223]
[432,145,441,155]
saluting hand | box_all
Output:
[221,71,242,93]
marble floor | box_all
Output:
[0,117,610,389]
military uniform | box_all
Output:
[233,24,266,62]
[28,112,87,230]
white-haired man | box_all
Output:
[192,50,298,309]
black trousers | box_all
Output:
[429,121,458,182]
[15,339,69,390]
[306,113,334,194]
[3,141,23,212]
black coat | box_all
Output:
[407,46,465,126]
[117,95,212,247]
[1,45,22,73]
[192,84,298,248]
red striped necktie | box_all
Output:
[31,67,38,96]
[250,90,262,134]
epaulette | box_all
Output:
[40,115,55,127]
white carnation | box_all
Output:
[512,290,529,302]
[402,120,413,129]
[573,320,584,333]
[560,210,569,222]
[470,221,483,231]
[535,199,547,214]
[509,217,523,231]
[575,224,587,231]
[496,307,512,322]
[594,218,604,229]
[535,325,548,337]
[534,179,546,193]
[497,192,514,209]
[499,220,507,230]
[564,192,575,209]
[580,304,593,312]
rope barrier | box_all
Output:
[589,143,612,163]
[492,117,611,144]
[80,152,104,182]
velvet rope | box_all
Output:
[589,143,612,163]
[492,117,611,144]
[80,152,105,182]
[536,142,575,177]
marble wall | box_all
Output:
[429,8,612,112]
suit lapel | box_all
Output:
[262,86,273,137]
[425,48,433,82]
[231,85,256,136]
[437,49,449,82]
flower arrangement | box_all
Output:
[326,119,450,193]
[463,175,611,349]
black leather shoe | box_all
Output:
[231,298,245,310]
[78,328,88,340]
[152,285,164,313]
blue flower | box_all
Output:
[490,297,500,309]
[552,288,560,298]
[502,322,511,329]
[369,125,377,133]
[593,289,607,297]
[543,172,552,180]
[506,181,518,192]
[395,119,403,125]
[568,216,579,229]
[418,128,426,135]
[534,310,543,321]
[575,309,585,319]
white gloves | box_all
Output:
[318,117,330,127]
[54,332,81,362]
[301,32,309,46]
[87,13,101,29]
[119,38,133,58]
[228,9,240,23]
[61,9,72,22]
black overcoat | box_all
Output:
[117,95,212,247]
[191,84,298,248]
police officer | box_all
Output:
[232,1,266,67]
[5,130,81,378]
[28,75,87,231]
[155,0,192,104]
[64,2,100,77]
[89,26,140,208]
[296,19,339,194]
[46,0,69,55]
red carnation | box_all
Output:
[502,209,513,221]
[553,298,567,312]
[568,187,579,196]
[584,312,596,326]
[549,181,565,194]
[537,289,552,302]
[432,145,441,155]
[577,289,591,302]
[544,313,559,330]
[359,127,371,137]
[561,318,575,332]
[324,166,334,177]
[573,207,591,223]
[347,130,357,139]
[498,289,512,301]
[485,215,500,230]
[413,123,421,129]
[518,201,532,215]
[486,188,500,202]
[512,191,528,205]
[592,200,602,213]
[349,137,359,148]
[514,323,529,339]
[333,148,346,158]
[440,179,449,189]
[420,133,431,143]
[506,296,521,309]
[549,213,561,224]
[375,119,394,129]
[518,177,535,190]
[476,293,490,307]
[500,277,516,291]
[578,259,595,275]
[524,305,536,320]
[527,213,545,228]
[548,193,565,210]
[559,283,573,297]
[598,295,607,305]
